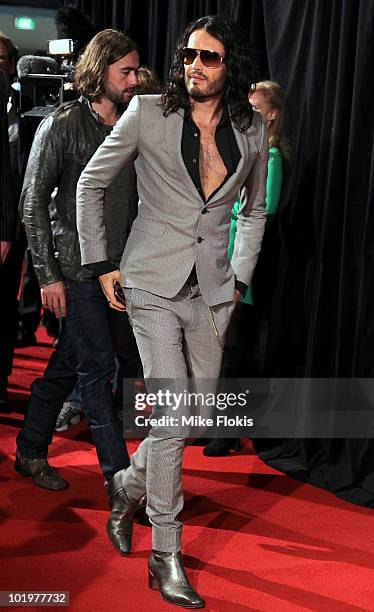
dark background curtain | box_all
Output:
[0,71,16,241]
[61,0,374,506]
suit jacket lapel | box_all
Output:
[207,124,249,206]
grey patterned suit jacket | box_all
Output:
[76,95,268,307]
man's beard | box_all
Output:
[106,86,135,107]
[185,71,227,100]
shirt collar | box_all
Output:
[218,103,230,129]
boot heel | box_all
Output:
[148,570,158,590]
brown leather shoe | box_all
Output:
[14,449,69,491]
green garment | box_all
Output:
[228,146,283,304]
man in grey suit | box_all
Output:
[77,15,267,609]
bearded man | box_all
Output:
[16,30,140,529]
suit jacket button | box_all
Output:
[196,236,203,243]
[201,208,207,214]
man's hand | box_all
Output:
[99,270,126,311]
[0,241,12,266]
[41,281,66,317]
[233,288,241,304]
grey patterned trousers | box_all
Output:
[123,282,233,552]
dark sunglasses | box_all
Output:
[182,47,225,68]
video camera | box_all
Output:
[18,38,77,120]
[16,39,79,178]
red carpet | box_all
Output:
[1,328,374,611]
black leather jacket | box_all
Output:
[20,96,137,286]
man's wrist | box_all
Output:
[40,279,63,288]
[83,260,118,278]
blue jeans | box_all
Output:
[17,278,134,479]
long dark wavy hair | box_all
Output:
[161,15,255,132]
[74,29,137,102]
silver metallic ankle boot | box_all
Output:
[105,469,146,555]
[148,550,205,608]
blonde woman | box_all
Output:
[230,80,289,295]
